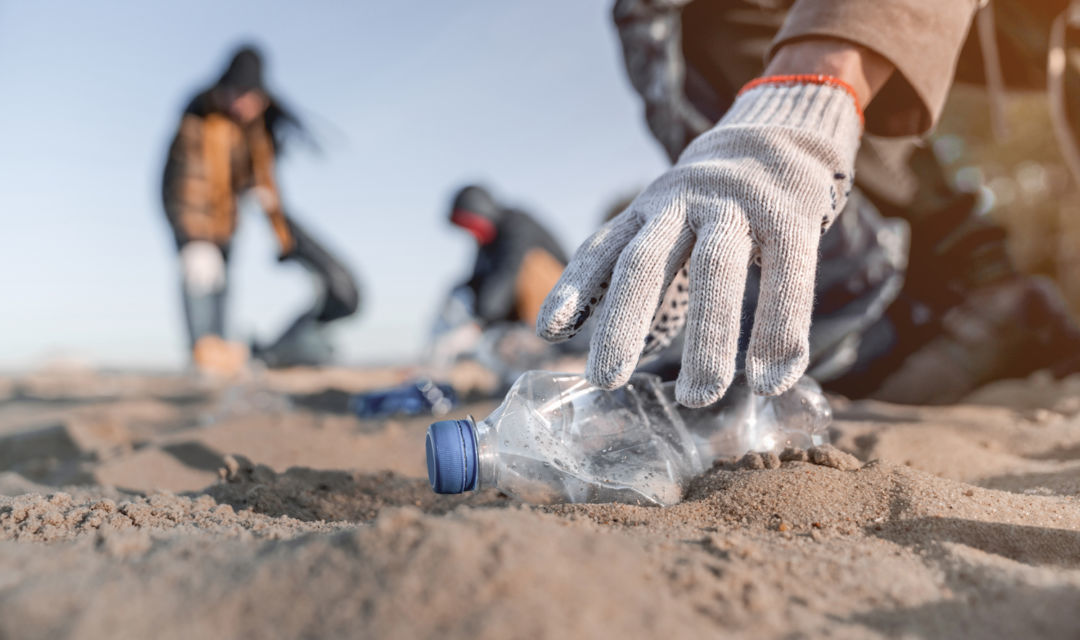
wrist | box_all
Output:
[707,80,862,173]
[726,81,862,143]
[738,75,864,126]
[765,39,893,110]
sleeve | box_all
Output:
[248,124,295,256]
[161,115,210,243]
[770,0,980,136]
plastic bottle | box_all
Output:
[351,379,458,418]
[425,371,831,506]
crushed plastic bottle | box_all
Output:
[425,371,831,506]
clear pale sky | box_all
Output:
[0,1,669,370]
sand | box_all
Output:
[1,366,1079,639]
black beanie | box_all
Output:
[218,46,265,92]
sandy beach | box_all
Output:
[1,365,1079,639]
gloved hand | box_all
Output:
[179,241,227,297]
[537,76,862,407]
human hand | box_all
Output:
[537,77,862,406]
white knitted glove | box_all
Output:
[537,77,862,407]
[180,241,227,297]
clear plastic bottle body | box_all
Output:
[671,376,832,462]
[435,371,832,506]
[474,372,702,506]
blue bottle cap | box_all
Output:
[425,419,478,494]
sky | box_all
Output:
[0,1,669,370]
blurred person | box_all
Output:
[536,0,1080,407]
[162,46,359,376]
[425,185,579,389]
[448,185,567,329]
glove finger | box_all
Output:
[746,214,822,396]
[536,211,641,342]
[587,207,694,389]
[639,260,690,362]
[675,213,753,408]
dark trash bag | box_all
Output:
[253,215,361,368]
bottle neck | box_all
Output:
[472,416,499,490]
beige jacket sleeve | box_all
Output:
[771,0,981,136]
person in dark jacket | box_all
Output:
[449,185,567,328]
[162,45,360,375]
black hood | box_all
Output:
[182,43,312,154]
[450,185,503,224]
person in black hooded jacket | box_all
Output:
[449,185,568,328]
[161,45,360,375]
